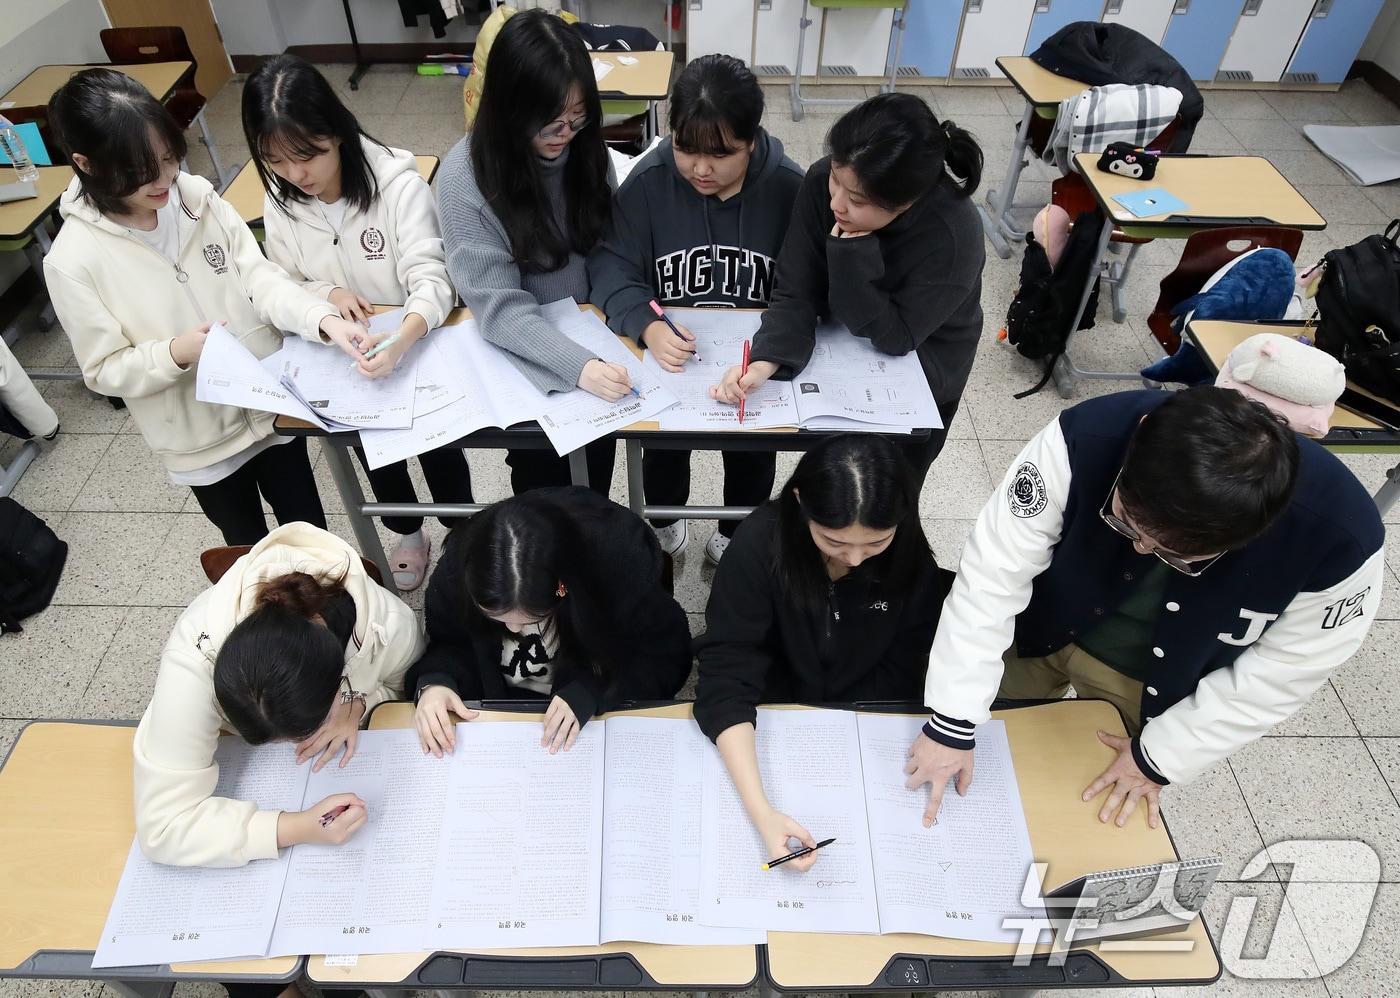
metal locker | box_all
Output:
[685,0,755,63]
[753,0,818,76]
[822,7,898,76]
[953,0,1038,79]
[1285,0,1386,83]
[887,0,965,78]
[1217,0,1317,83]
[1100,0,1179,44]
[1161,0,1242,81]
[1023,0,1110,55]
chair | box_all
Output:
[201,546,386,587]
[1146,227,1304,355]
[99,26,229,189]
[789,0,908,122]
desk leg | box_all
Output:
[1051,216,1116,399]
[568,447,591,489]
[980,103,1036,260]
[322,436,393,584]
[626,439,646,518]
[108,982,173,998]
[1373,461,1400,516]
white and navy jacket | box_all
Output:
[923,391,1384,786]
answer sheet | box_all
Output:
[93,741,307,968]
[856,714,1041,943]
[699,708,880,933]
[270,335,418,430]
[194,323,328,428]
[600,717,765,946]
[427,719,607,949]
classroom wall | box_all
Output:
[1361,0,1400,77]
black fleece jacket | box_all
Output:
[693,503,953,741]
[407,487,692,722]
[748,157,984,408]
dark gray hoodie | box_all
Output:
[587,129,805,341]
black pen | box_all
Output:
[648,299,702,362]
[762,837,835,871]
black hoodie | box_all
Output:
[588,129,805,340]
[692,503,953,742]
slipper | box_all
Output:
[389,531,431,591]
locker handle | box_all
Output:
[1312,0,1333,14]
[1105,0,1123,13]
[1034,0,1051,11]
[1171,0,1189,14]
[1242,0,1262,14]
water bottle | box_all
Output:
[0,116,39,183]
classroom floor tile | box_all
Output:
[1159,760,1270,883]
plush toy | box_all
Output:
[1096,142,1159,181]
[1215,332,1345,438]
[1031,203,1071,269]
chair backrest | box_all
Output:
[100,26,197,69]
[201,545,386,587]
[1146,226,1304,353]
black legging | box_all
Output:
[189,437,326,545]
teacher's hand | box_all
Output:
[904,733,974,828]
[1082,730,1161,829]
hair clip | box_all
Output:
[556,582,568,598]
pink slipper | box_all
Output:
[389,531,431,591]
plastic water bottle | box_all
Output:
[0,116,39,183]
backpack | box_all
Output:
[0,497,68,635]
[1312,218,1400,404]
[1004,209,1104,397]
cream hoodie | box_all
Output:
[263,139,456,330]
[43,172,339,473]
[132,523,423,868]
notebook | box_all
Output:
[1043,857,1222,941]
[1112,187,1187,219]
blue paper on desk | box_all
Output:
[1112,187,1185,218]
[0,122,52,167]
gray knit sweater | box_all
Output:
[438,134,599,394]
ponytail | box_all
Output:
[938,119,983,198]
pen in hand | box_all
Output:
[347,331,401,369]
[762,837,835,871]
[648,300,702,362]
[319,804,352,828]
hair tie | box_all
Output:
[941,119,956,139]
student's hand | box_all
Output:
[904,733,974,828]
[278,793,368,848]
[318,314,369,361]
[541,696,580,754]
[356,327,414,380]
[169,322,213,368]
[830,221,872,239]
[577,359,633,402]
[756,807,819,872]
[415,685,479,757]
[641,320,697,373]
[710,360,777,405]
[295,696,366,771]
[328,287,375,326]
[1082,730,1162,829]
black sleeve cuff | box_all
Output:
[557,679,601,726]
[414,672,459,699]
[1131,736,1171,787]
[923,710,977,750]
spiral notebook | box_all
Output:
[1043,857,1222,941]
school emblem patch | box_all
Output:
[1007,462,1047,518]
[202,243,228,274]
[360,227,386,259]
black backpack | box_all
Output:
[1005,209,1104,397]
[0,497,68,635]
[1313,218,1400,403]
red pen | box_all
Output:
[319,804,352,828]
[738,339,750,426]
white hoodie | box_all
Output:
[132,523,424,868]
[263,139,456,330]
[44,172,339,473]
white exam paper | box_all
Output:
[194,323,327,428]
[270,336,417,429]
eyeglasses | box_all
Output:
[1100,468,1225,577]
[537,114,591,140]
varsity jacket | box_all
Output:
[263,137,456,331]
[923,391,1384,786]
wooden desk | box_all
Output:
[2,62,191,108]
[223,155,442,228]
[0,166,71,242]
[306,702,758,991]
[1186,319,1400,515]
[765,700,1220,992]
[594,50,674,101]
[0,722,300,987]
[997,55,1087,108]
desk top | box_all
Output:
[764,699,1220,990]
[223,155,441,226]
[306,702,757,989]
[0,722,299,980]
[2,62,191,108]
[1073,153,1326,230]
[0,166,72,241]
[996,56,1086,107]
[594,50,673,101]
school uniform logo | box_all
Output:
[1322,588,1369,630]
[1007,462,1047,518]
[202,243,228,275]
[360,227,386,261]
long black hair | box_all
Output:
[775,434,932,619]
[669,54,764,156]
[470,9,611,273]
[454,493,627,681]
[47,67,188,217]
[241,54,384,214]
[214,570,356,744]
[826,92,983,209]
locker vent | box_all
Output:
[754,64,791,76]
[1283,71,1320,84]
[821,64,857,76]
[1216,69,1254,83]
[896,65,922,77]
[955,67,992,79]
